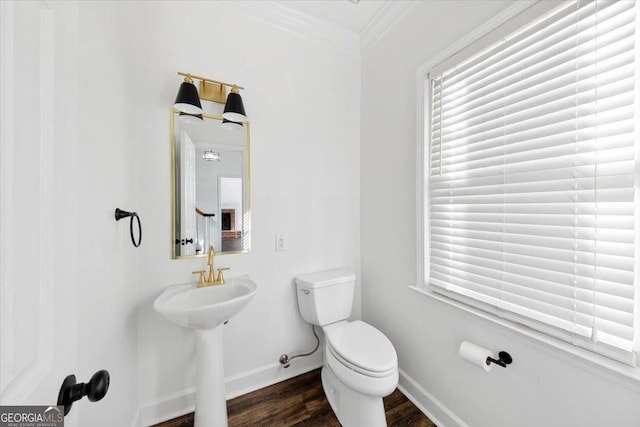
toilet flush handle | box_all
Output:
[301,289,310,295]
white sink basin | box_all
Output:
[153,275,257,330]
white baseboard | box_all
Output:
[138,352,323,427]
[225,352,323,400]
[397,368,467,427]
[138,385,196,427]
[130,408,140,427]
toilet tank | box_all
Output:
[295,268,356,326]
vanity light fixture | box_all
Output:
[203,151,221,162]
[175,72,248,122]
[174,74,203,115]
[221,118,244,131]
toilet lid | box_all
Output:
[325,321,397,374]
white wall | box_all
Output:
[195,149,242,213]
[131,1,361,425]
[360,2,640,427]
[75,2,140,425]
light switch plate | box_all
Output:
[275,234,286,252]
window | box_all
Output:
[424,0,639,364]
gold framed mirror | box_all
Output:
[170,109,251,258]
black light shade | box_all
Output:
[222,91,247,122]
[174,80,203,114]
[179,112,204,125]
[221,118,244,131]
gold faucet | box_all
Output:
[192,245,230,287]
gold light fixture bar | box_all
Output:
[177,72,244,104]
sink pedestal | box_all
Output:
[195,326,227,427]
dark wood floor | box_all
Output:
[152,368,436,427]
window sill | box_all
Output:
[409,285,640,392]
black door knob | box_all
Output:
[57,370,110,416]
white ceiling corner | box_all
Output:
[361,0,414,52]
[228,1,361,54]
[228,0,414,55]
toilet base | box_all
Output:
[321,365,387,427]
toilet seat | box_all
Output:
[324,321,397,378]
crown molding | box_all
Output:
[223,0,415,55]
[361,0,414,52]
[226,1,360,55]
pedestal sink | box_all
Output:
[153,275,257,427]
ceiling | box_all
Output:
[271,0,389,34]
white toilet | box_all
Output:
[295,268,398,427]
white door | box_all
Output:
[179,131,197,256]
[0,1,79,424]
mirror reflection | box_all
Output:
[171,110,250,258]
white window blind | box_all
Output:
[427,0,639,363]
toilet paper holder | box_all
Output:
[486,351,513,368]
